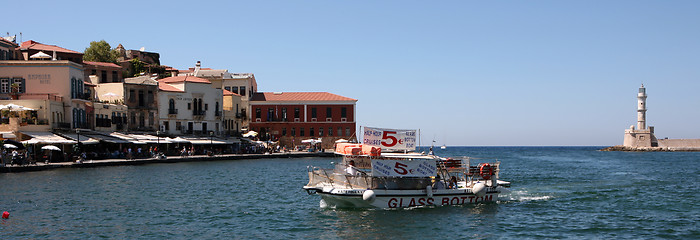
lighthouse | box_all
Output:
[637,84,647,130]
[623,84,656,148]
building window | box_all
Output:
[294,108,300,118]
[282,108,287,121]
[338,127,342,136]
[205,103,208,111]
[291,128,296,136]
[311,108,317,118]
[91,69,96,76]
[138,90,144,106]
[282,128,287,136]
[187,103,191,110]
[328,127,332,136]
[0,78,8,93]
[319,127,323,136]
[149,112,154,126]
[139,114,145,127]
[341,107,347,118]
[346,128,351,136]
[310,128,314,136]
[255,108,261,119]
[240,86,246,96]
[112,71,118,82]
[232,86,238,94]
[147,90,153,103]
[163,121,169,130]
[326,107,332,118]
[176,121,182,130]
[224,86,231,91]
[169,99,175,110]
[129,89,135,102]
[267,108,274,121]
[300,127,305,136]
[101,70,107,82]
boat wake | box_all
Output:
[499,189,553,203]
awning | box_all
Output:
[21,132,76,144]
[61,133,100,145]
[180,137,227,145]
[0,131,16,139]
[127,134,172,144]
[82,133,131,144]
[110,132,145,144]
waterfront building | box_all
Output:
[0,36,19,60]
[157,75,223,136]
[17,40,83,63]
[179,61,256,134]
[83,61,123,83]
[222,89,244,136]
[96,75,159,132]
[249,92,357,148]
[0,60,87,132]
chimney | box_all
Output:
[194,61,201,76]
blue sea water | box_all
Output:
[0,147,698,239]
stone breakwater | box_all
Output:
[600,145,700,152]
[1,152,336,173]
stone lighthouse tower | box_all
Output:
[624,84,657,148]
[637,84,647,130]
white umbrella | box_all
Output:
[30,51,52,59]
[3,144,17,149]
[242,131,258,137]
[102,92,119,98]
[335,139,349,143]
[2,103,33,111]
[41,145,61,151]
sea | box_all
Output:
[1,147,698,239]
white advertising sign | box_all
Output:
[371,159,436,177]
[363,127,417,151]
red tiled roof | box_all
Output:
[251,92,357,102]
[158,75,211,84]
[83,61,121,68]
[158,82,184,92]
[223,89,240,96]
[0,38,18,47]
[19,40,81,54]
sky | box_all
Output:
[6,0,699,146]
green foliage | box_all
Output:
[83,40,118,63]
[129,58,145,77]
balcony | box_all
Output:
[193,110,206,116]
[168,108,178,115]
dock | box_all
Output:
[1,151,336,173]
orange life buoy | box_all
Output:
[480,163,493,180]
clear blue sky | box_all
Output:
[7,1,700,146]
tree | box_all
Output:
[83,40,118,63]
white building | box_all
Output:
[157,75,223,136]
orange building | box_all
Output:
[249,92,357,149]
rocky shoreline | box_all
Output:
[600,145,700,152]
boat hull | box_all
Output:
[311,188,500,209]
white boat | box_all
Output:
[304,127,510,209]
[441,144,447,149]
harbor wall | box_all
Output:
[658,139,700,150]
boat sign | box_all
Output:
[371,159,436,177]
[363,127,417,151]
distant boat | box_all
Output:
[441,144,446,149]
